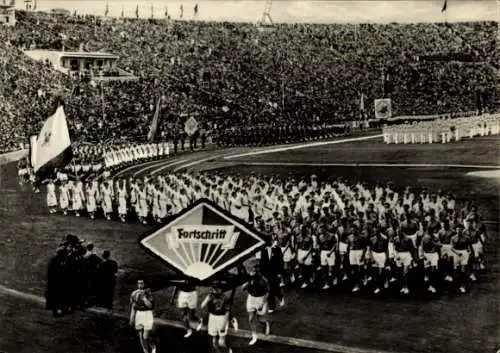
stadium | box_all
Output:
[0,1,499,353]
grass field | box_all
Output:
[0,135,498,353]
[230,135,500,166]
[0,292,326,353]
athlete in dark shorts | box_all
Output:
[201,283,233,353]
[368,226,389,294]
[438,220,454,282]
[278,229,295,287]
[393,229,416,295]
[129,280,156,353]
[318,226,338,289]
[296,228,313,289]
[176,280,202,338]
[347,226,367,293]
[421,230,440,293]
[337,220,350,281]
[242,267,270,346]
[464,219,484,280]
[451,224,472,293]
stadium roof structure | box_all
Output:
[17,0,499,24]
[0,0,14,9]
[25,50,118,60]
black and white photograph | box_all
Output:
[0,0,498,353]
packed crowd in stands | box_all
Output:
[29,167,487,296]
[0,10,498,153]
[383,113,500,144]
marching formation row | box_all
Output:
[102,142,171,169]
[382,114,500,144]
[34,169,486,296]
[18,142,173,184]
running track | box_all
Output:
[1,134,499,353]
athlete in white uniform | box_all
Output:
[46,180,58,214]
[72,179,85,217]
[117,180,128,222]
[102,181,113,220]
[59,181,70,216]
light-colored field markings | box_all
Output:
[467,170,500,179]
[0,149,27,165]
[224,134,383,160]
[132,159,180,177]
[149,158,193,176]
[235,162,500,169]
[172,150,264,172]
[113,159,172,179]
[0,284,397,353]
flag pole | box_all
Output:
[73,158,78,179]
[101,79,105,121]
[281,77,285,113]
[442,0,448,24]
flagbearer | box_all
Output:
[32,105,73,189]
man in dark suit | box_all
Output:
[96,250,119,310]
[258,241,285,313]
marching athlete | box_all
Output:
[451,223,472,293]
[296,226,314,289]
[137,184,149,225]
[72,178,85,217]
[201,283,233,353]
[465,219,485,279]
[101,180,113,220]
[278,227,295,287]
[243,265,271,345]
[117,179,128,223]
[438,220,454,283]
[129,279,156,353]
[177,280,202,338]
[337,218,350,281]
[86,179,99,220]
[46,179,58,214]
[318,224,338,289]
[347,225,367,293]
[59,180,70,216]
[420,229,440,293]
[368,226,389,294]
[393,227,416,294]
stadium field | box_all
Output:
[0,135,498,353]
[0,291,327,353]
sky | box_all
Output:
[16,0,500,23]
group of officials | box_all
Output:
[46,234,119,317]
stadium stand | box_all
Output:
[0,11,498,153]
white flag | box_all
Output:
[34,106,72,175]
